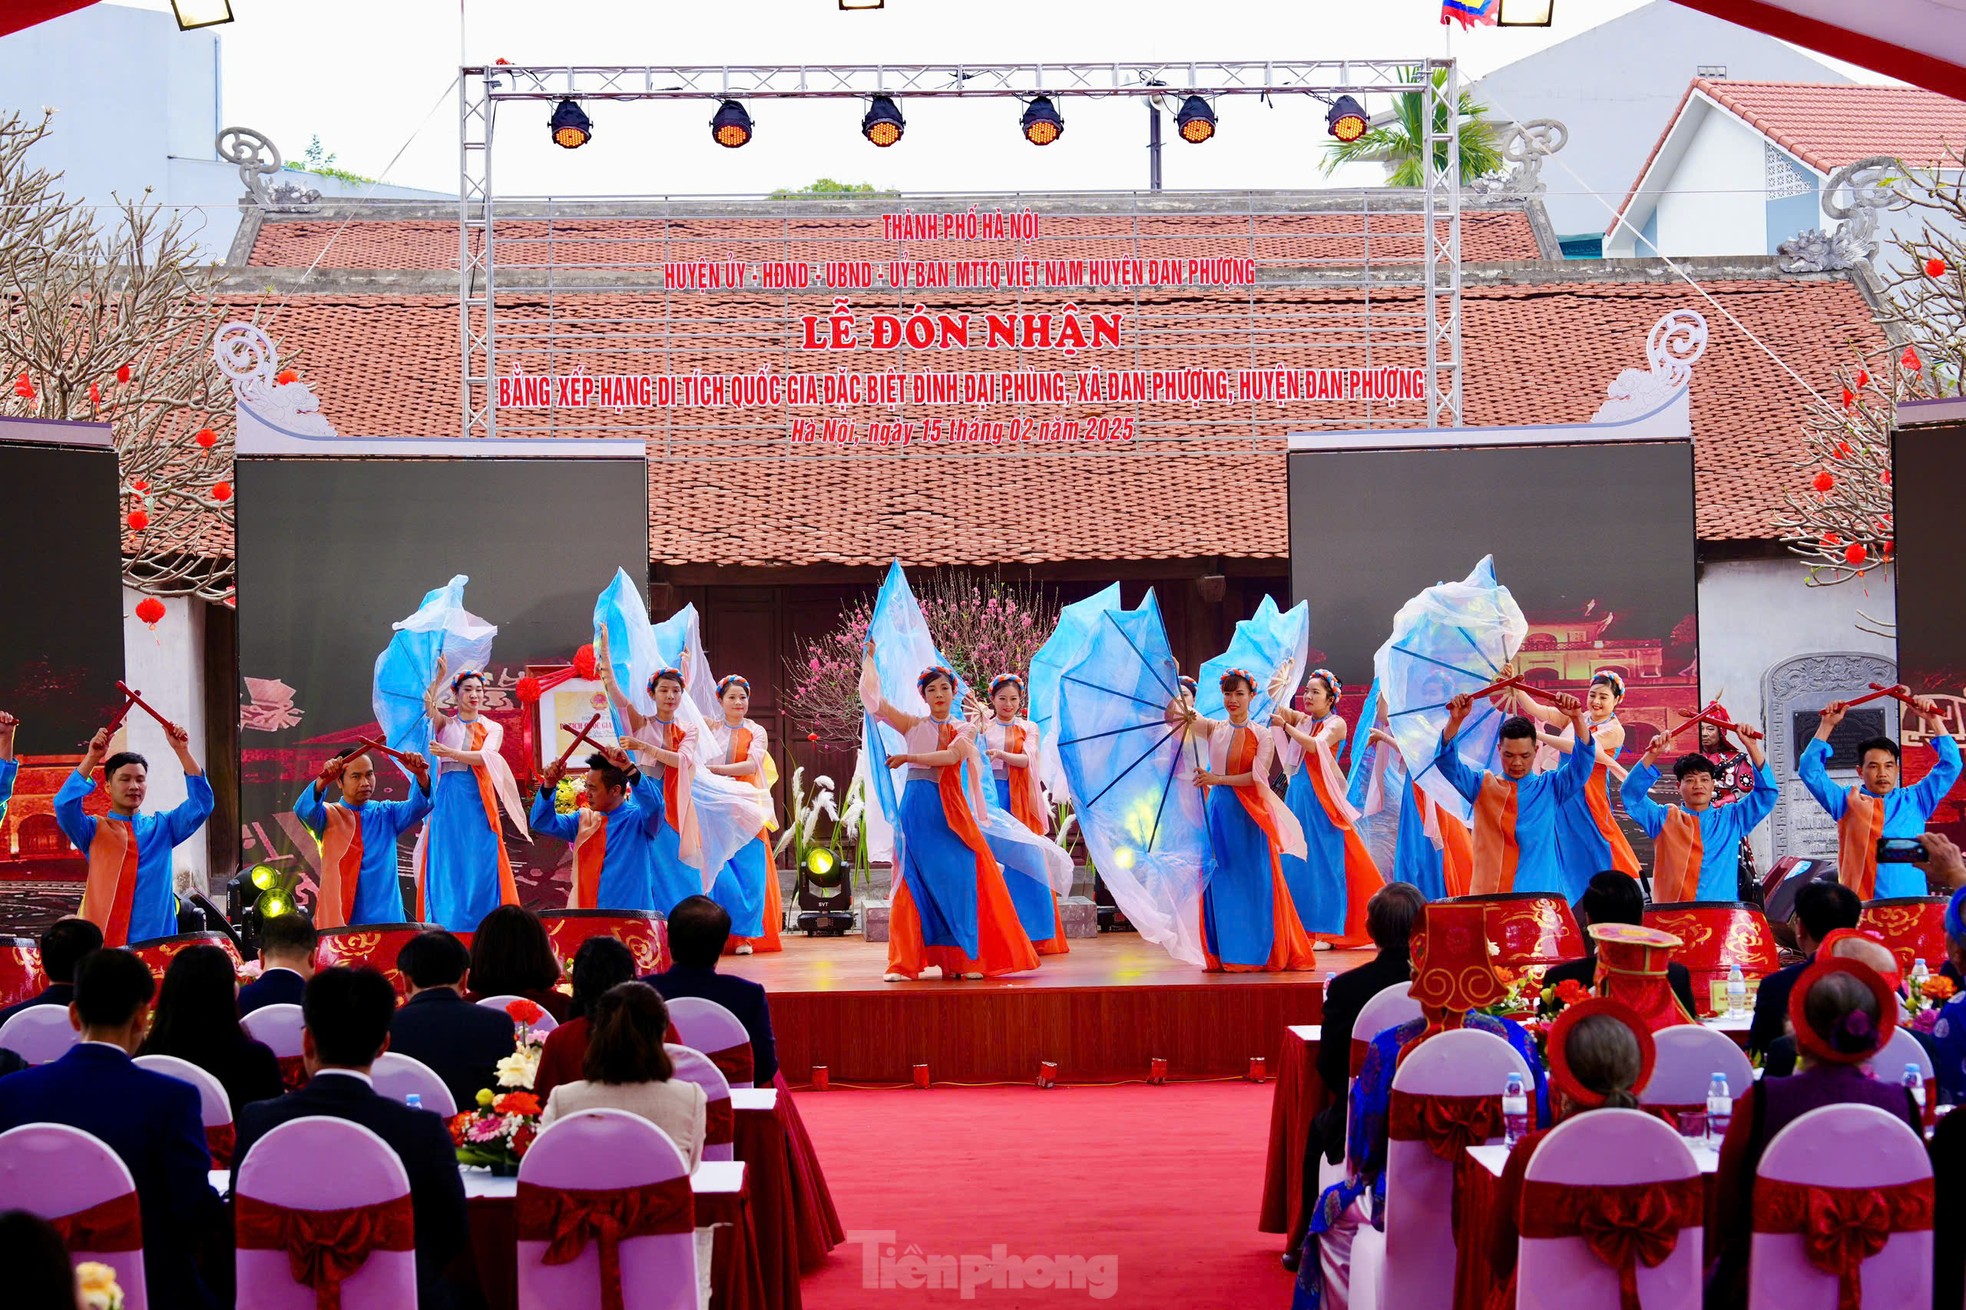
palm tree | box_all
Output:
[1321,67,1504,187]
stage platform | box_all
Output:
[719,932,1368,1087]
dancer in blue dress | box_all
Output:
[1272,670,1383,946]
[418,660,526,932]
[702,675,779,953]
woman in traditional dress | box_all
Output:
[608,666,704,917]
[1363,724,1472,900]
[970,672,1068,954]
[419,659,524,932]
[1271,670,1383,946]
[1513,670,1641,898]
[861,641,1039,982]
[701,674,782,954]
[1172,669,1316,972]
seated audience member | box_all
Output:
[139,943,283,1110]
[233,967,468,1310]
[0,916,104,1029]
[1763,930,1903,1077]
[1926,885,1966,1103]
[0,949,221,1310]
[1747,878,1861,1057]
[237,912,317,1014]
[534,935,638,1103]
[466,904,571,1022]
[1934,1091,1966,1310]
[1544,870,1699,1018]
[388,929,523,1112]
[0,1209,78,1310]
[647,894,778,1083]
[1282,882,1424,1268]
[1709,956,1920,1306]
[541,981,708,1170]
[1488,999,1655,1296]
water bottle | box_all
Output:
[1912,959,1931,988]
[1726,964,1747,1018]
[405,1093,422,1111]
[1904,1064,1927,1116]
[1502,1072,1529,1148]
[1706,1073,1732,1145]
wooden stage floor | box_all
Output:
[717,931,1372,1087]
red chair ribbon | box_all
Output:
[1752,1177,1934,1310]
[1519,1176,1705,1310]
[236,1192,414,1310]
[1348,1038,1370,1081]
[515,1177,694,1310]
[1387,1089,1503,1234]
[704,1095,735,1146]
[206,1121,237,1169]
[276,1054,307,1091]
[702,1041,755,1086]
[45,1191,142,1254]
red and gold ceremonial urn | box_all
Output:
[540,908,670,976]
[129,931,243,985]
[0,937,44,1008]
[1859,896,1950,977]
[315,923,432,997]
[1455,891,1583,971]
[1644,901,1779,1017]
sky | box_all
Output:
[101,0,1707,198]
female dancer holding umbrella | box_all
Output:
[420,658,525,931]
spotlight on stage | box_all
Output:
[249,863,280,892]
[549,99,593,149]
[1175,95,1217,144]
[795,846,853,936]
[171,0,234,30]
[1325,95,1368,143]
[1498,0,1555,26]
[711,100,755,149]
[1020,96,1064,146]
[861,95,906,147]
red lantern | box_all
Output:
[1822,531,1841,547]
[807,732,819,743]
[1855,368,1871,388]
[1840,388,1855,410]
[194,428,217,449]
[1811,469,1836,493]
[89,382,100,406]
[130,479,149,493]
[1882,470,1893,486]
[1844,543,1867,565]
[116,364,131,384]
[1883,539,1895,558]
[1928,257,1948,278]
[1834,441,1851,459]
[211,481,233,502]
[515,675,543,705]
[12,372,33,400]
[1903,347,1923,371]
[134,596,165,628]
[572,644,598,680]
[127,508,150,532]
[275,369,298,385]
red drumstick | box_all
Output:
[1466,674,1562,706]
[352,736,416,766]
[550,714,606,773]
[1843,682,1922,712]
[104,682,175,734]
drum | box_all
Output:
[315,923,433,998]
[540,909,669,976]
[128,931,244,985]
[1859,896,1950,976]
[1644,901,1779,1017]
[0,937,44,1009]
[1452,891,1584,968]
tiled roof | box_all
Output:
[215,271,1882,565]
[245,209,1549,270]
[1696,79,1966,173]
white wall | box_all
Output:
[121,586,211,889]
[1653,105,1768,258]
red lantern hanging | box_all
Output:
[1822,531,1841,547]
[572,644,598,681]
[1833,441,1851,459]
[134,596,166,628]
[1882,539,1895,558]
[115,364,130,384]
[1903,347,1923,371]
[1840,388,1855,410]
[1844,543,1867,565]
[130,479,149,493]
[1811,469,1836,493]
[515,675,543,705]
[1882,470,1893,486]
[194,428,217,449]
[12,372,33,400]
[88,382,100,407]
[1855,368,1871,388]
[211,481,233,502]
[275,369,298,385]
[126,508,150,532]
[807,732,819,743]
[1927,257,1948,278]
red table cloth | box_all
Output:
[1260,1028,1332,1237]
[772,1072,846,1270]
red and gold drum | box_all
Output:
[0,937,44,1008]
[129,931,244,985]
[315,922,432,998]
[1859,896,1950,977]
[1459,892,1583,969]
[1644,901,1780,1017]
[540,909,669,977]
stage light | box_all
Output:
[839,0,884,9]
[711,100,754,149]
[1174,95,1216,144]
[861,95,906,147]
[259,893,290,918]
[249,863,280,892]
[549,100,592,150]
[805,847,839,883]
[171,0,234,30]
[1020,96,1064,146]
[1326,95,1368,143]
[1498,0,1555,25]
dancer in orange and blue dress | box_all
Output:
[1272,670,1383,946]
[1173,669,1316,973]
[862,642,1040,982]
[974,672,1067,954]
[418,661,526,932]
[702,675,782,954]
[1511,669,1641,901]
[604,666,705,918]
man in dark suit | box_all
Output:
[0,916,104,1030]
[234,966,469,1310]
[1544,871,1699,1017]
[1747,878,1861,1056]
[0,947,221,1310]
[646,894,778,1083]
[387,929,519,1111]
[1282,882,1424,1269]
[238,911,317,1014]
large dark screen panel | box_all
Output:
[1890,418,1966,838]
[235,456,649,911]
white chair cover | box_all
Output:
[370,1051,458,1116]
[0,1005,78,1064]
[0,1123,150,1310]
[235,1115,416,1310]
[666,1045,735,1164]
[239,1002,306,1058]
[133,1054,233,1128]
[1641,1024,1756,1111]
[664,997,754,1089]
[477,994,560,1033]
[1350,983,1424,1080]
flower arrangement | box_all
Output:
[1910,972,1957,1034]
[77,1262,124,1310]
[451,1000,548,1173]
[1475,965,1546,1020]
[553,774,584,816]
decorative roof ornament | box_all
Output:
[213,321,337,436]
[1776,155,1905,275]
[216,126,321,214]
[1470,119,1568,198]
[1589,309,1709,426]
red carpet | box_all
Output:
[793,1081,1296,1307]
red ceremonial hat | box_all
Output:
[1788,956,1897,1066]
[1546,997,1656,1117]
[1400,898,1508,1061]
[1590,923,1697,1030]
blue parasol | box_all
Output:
[372,574,496,778]
[1055,590,1208,965]
[1373,556,1528,823]
[1196,594,1311,727]
[1027,582,1123,792]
